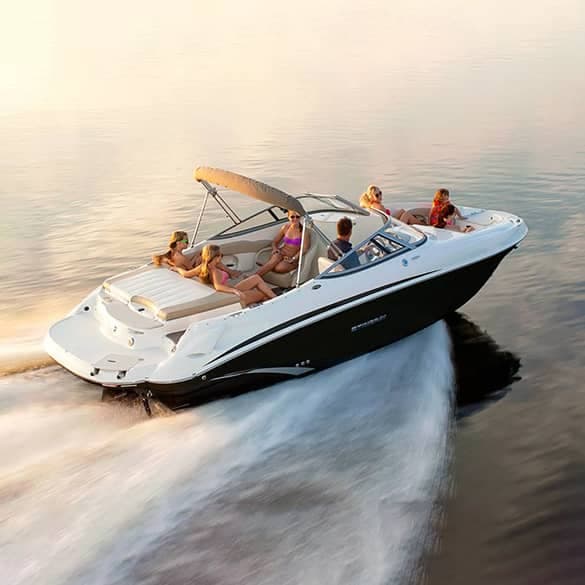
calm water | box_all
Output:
[1,1,584,583]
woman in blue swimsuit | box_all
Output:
[256,210,311,277]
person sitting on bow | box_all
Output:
[359,185,420,224]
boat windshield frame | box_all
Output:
[208,193,367,240]
[317,218,427,279]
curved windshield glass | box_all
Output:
[321,234,406,275]
[319,220,426,277]
[354,235,405,264]
[382,218,425,245]
[213,207,288,238]
[297,194,365,214]
[211,195,364,238]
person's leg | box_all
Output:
[404,207,430,225]
[256,252,282,276]
[237,274,264,291]
[396,210,423,225]
[255,278,277,298]
[237,275,278,299]
[273,259,298,273]
[239,289,266,307]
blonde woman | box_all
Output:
[173,244,276,307]
[256,209,311,277]
[359,185,419,225]
[152,231,200,269]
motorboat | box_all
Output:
[44,167,528,412]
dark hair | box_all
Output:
[337,217,353,237]
[436,204,456,228]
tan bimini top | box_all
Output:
[194,166,305,216]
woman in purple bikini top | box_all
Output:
[278,211,305,258]
[255,209,312,277]
[282,234,302,246]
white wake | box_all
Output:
[0,321,454,585]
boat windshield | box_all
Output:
[347,234,405,266]
[297,194,364,214]
[319,218,426,277]
[381,218,426,245]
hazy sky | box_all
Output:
[2,0,583,113]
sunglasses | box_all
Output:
[289,215,301,219]
[374,192,382,199]
[180,238,189,244]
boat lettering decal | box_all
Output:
[204,270,438,367]
[351,314,387,333]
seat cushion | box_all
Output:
[256,230,319,287]
[103,266,239,321]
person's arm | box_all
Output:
[172,254,192,270]
[217,261,241,278]
[210,269,243,298]
[454,205,465,219]
[187,252,201,269]
[271,225,286,253]
[173,264,201,278]
[287,229,311,263]
[444,224,474,233]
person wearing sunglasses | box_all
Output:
[359,185,420,224]
[172,244,276,307]
[256,209,311,277]
[152,230,203,269]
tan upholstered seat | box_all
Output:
[406,207,431,224]
[103,266,239,321]
[318,256,335,273]
[255,230,319,288]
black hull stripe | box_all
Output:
[205,270,437,366]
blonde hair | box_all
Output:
[433,188,450,204]
[198,244,222,284]
[152,230,189,266]
[359,185,382,208]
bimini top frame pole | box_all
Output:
[295,216,309,288]
[191,180,242,244]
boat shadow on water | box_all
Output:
[445,312,521,417]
